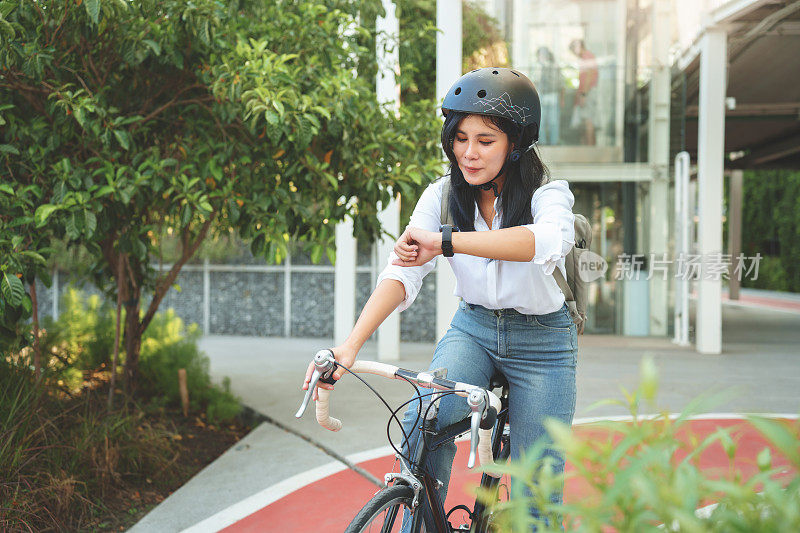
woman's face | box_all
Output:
[452,115,511,190]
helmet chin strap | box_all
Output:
[473,162,507,198]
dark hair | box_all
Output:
[537,46,555,64]
[440,110,549,232]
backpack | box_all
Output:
[440,177,592,334]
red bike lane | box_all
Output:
[220,416,797,532]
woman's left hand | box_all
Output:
[392,227,442,267]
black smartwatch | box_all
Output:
[439,224,459,257]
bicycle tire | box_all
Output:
[345,484,435,533]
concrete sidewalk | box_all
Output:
[130,300,800,532]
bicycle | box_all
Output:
[296,349,513,532]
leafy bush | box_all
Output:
[42,287,118,375]
[740,170,800,292]
[480,358,800,531]
[205,377,244,423]
[741,255,789,293]
[139,308,241,422]
[42,288,240,422]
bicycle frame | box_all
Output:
[400,392,510,533]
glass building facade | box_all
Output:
[477,0,667,334]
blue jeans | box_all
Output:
[400,301,577,530]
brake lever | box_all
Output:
[466,389,487,468]
[295,349,336,419]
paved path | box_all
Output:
[130,292,800,532]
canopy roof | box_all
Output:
[674,0,800,169]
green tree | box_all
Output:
[740,170,800,292]
[462,0,508,71]
[397,0,437,104]
[1,0,443,392]
[395,0,508,105]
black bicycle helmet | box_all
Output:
[442,68,542,196]
[442,67,541,144]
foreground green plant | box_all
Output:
[479,357,800,532]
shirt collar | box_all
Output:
[473,197,503,223]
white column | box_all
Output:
[203,258,210,334]
[614,0,627,149]
[696,28,727,355]
[377,195,401,360]
[284,251,292,337]
[511,0,524,67]
[436,0,461,342]
[376,0,400,112]
[673,152,691,347]
[647,0,671,336]
[334,218,357,345]
[376,0,401,360]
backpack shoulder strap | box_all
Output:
[440,176,453,227]
[552,266,574,302]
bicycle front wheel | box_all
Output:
[345,484,435,533]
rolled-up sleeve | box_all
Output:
[375,181,443,312]
[522,180,575,275]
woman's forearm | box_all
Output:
[343,278,407,352]
[451,227,535,262]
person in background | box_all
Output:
[536,46,562,146]
[569,38,598,146]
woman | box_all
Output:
[303,68,577,526]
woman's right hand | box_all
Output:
[393,227,418,263]
[301,343,358,400]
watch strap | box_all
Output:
[441,224,454,257]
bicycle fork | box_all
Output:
[394,399,449,532]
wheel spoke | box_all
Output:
[380,504,401,532]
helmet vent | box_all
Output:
[511,71,520,77]
[454,87,461,95]
[492,70,499,75]
[477,89,487,98]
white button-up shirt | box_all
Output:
[377,178,575,315]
